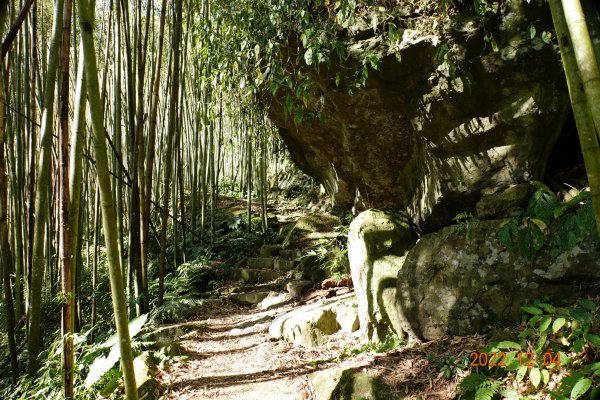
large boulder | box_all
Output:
[348,210,415,341]
[397,220,600,340]
[309,366,398,400]
[269,293,359,347]
[283,213,342,248]
[134,352,160,400]
[269,1,569,230]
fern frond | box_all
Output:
[474,382,500,400]
[458,373,488,394]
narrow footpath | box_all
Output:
[160,299,337,399]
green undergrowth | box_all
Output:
[308,333,404,367]
[458,298,600,400]
[149,261,208,324]
[498,182,597,262]
[300,214,352,282]
[339,333,404,360]
[0,312,177,400]
[427,353,470,380]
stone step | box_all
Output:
[279,248,304,259]
[229,290,271,306]
[258,280,313,310]
[286,280,313,297]
[229,268,286,284]
[216,281,284,296]
[247,257,274,269]
[258,292,293,310]
[259,244,282,257]
[273,258,296,271]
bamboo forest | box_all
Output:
[2,0,600,399]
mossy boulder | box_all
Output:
[348,210,415,341]
[269,294,359,347]
[475,183,531,219]
[134,352,160,400]
[348,210,600,340]
[283,213,341,248]
[309,366,399,400]
[397,220,600,339]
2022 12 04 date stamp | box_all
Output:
[469,351,561,367]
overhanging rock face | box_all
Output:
[269,2,569,231]
[349,212,600,341]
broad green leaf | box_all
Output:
[541,369,550,385]
[503,351,520,371]
[570,378,592,400]
[584,362,600,372]
[539,316,552,333]
[553,317,566,333]
[85,314,149,387]
[522,306,543,315]
[578,299,596,311]
[542,31,552,44]
[529,24,537,39]
[85,345,120,387]
[98,314,148,349]
[496,341,521,350]
[530,367,541,388]
[516,365,527,382]
[535,335,547,352]
[586,334,600,347]
[572,338,585,352]
[539,303,556,313]
[304,48,313,66]
[549,392,569,400]
[519,328,535,338]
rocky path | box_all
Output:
[157,294,480,400]
[156,208,478,399]
[160,299,341,400]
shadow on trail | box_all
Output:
[183,343,262,358]
[171,362,319,390]
[205,313,277,333]
[200,330,263,342]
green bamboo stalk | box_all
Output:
[27,0,65,375]
[561,0,600,137]
[58,0,74,395]
[550,0,600,234]
[76,0,138,397]
[158,0,183,306]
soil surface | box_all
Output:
[159,296,487,399]
[158,198,487,399]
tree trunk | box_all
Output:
[158,0,183,306]
[143,0,168,300]
[27,0,65,375]
[76,0,138,397]
[551,0,600,234]
[0,29,19,381]
[58,0,74,396]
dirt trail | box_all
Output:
[158,295,487,400]
[160,299,343,400]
